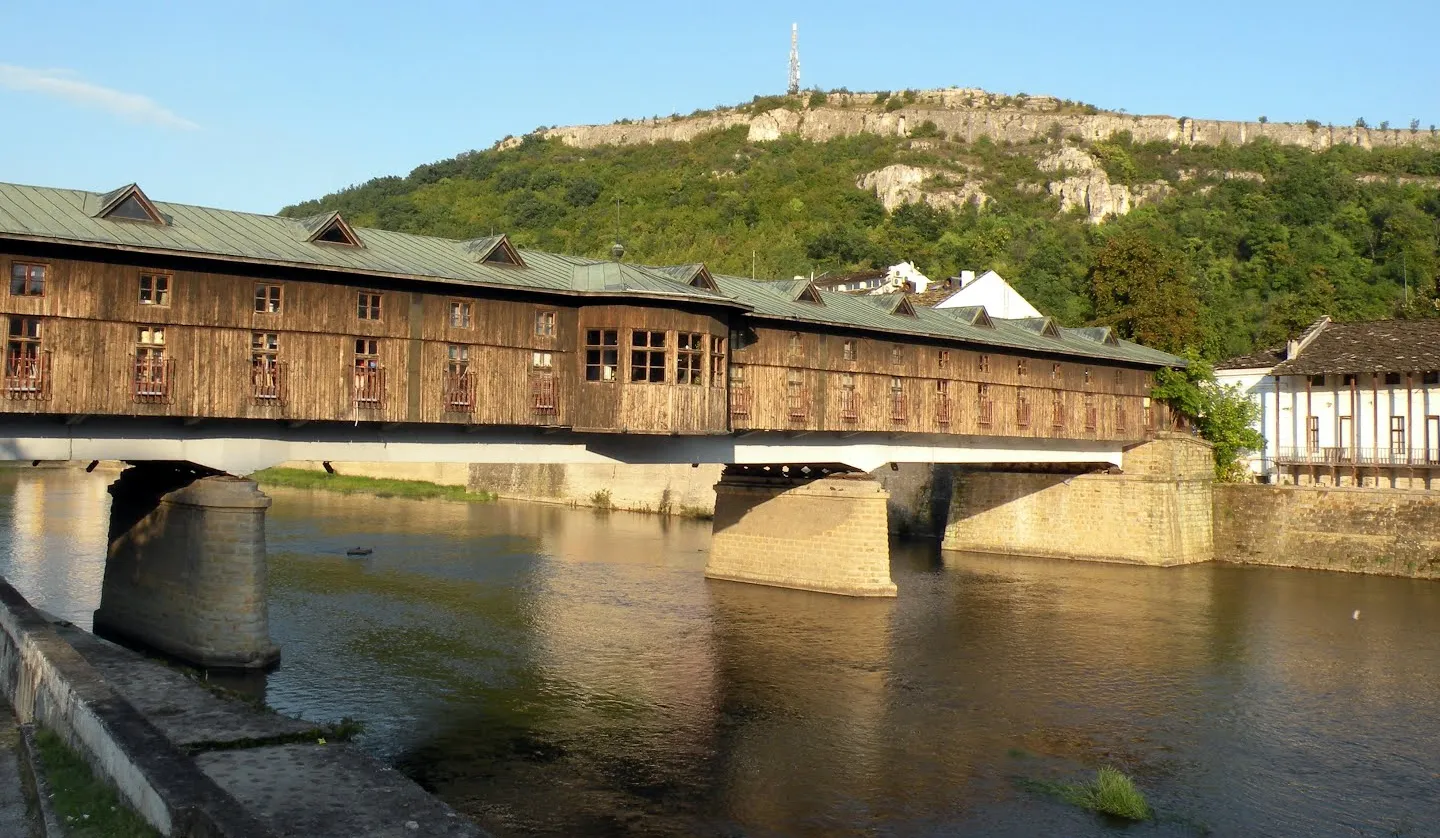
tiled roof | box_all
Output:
[0,180,1184,369]
[1271,319,1440,375]
[1215,347,1285,370]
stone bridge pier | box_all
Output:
[706,465,897,597]
[93,461,279,670]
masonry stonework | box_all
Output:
[706,473,897,596]
[941,434,1215,565]
[94,465,279,669]
[1214,483,1440,578]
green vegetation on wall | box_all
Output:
[285,124,1440,363]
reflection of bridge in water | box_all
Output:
[0,179,1190,669]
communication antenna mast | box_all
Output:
[788,23,800,95]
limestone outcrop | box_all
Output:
[516,87,1438,153]
[857,164,989,212]
[1037,147,1171,223]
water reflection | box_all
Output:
[0,468,1438,837]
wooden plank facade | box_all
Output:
[0,244,1167,442]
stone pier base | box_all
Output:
[941,434,1216,566]
[94,462,279,670]
[706,469,897,596]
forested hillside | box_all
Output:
[283,118,1440,361]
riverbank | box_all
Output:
[0,578,486,837]
[252,467,497,503]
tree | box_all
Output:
[1152,352,1265,480]
[1258,115,1268,124]
[1088,233,1201,352]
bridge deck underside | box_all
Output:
[0,418,1129,474]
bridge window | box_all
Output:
[1390,416,1406,453]
[1384,372,1401,386]
[1051,362,1062,381]
[252,333,282,402]
[786,369,808,420]
[139,272,170,306]
[448,300,473,329]
[840,373,859,422]
[255,284,282,314]
[4,317,46,400]
[1084,394,1097,430]
[1017,388,1031,427]
[843,340,857,362]
[585,329,619,382]
[978,354,990,374]
[938,349,949,369]
[935,379,952,424]
[890,377,907,422]
[535,310,556,337]
[710,337,726,387]
[1426,372,1440,385]
[631,330,666,383]
[788,333,802,355]
[135,326,169,403]
[677,333,704,385]
[357,292,382,321]
[444,345,473,412]
[10,263,45,297]
[1114,368,1123,387]
[1017,358,1028,378]
[1052,391,1066,428]
[532,351,553,372]
[1084,368,1092,388]
[353,339,382,407]
[891,346,903,365]
[977,383,993,425]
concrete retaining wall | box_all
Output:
[279,460,470,487]
[468,462,723,515]
[1215,484,1440,578]
[0,581,273,836]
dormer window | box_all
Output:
[301,212,363,247]
[95,184,166,225]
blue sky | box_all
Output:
[1,1,1435,215]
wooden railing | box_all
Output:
[1277,446,1440,467]
[841,390,860,422]
[977,395,993,426]
[353,366,385,409]
[443,370,476,413]
[133,356,173,404]
[251,359,287,404]
[530,373,557,415]
[787,386,809,420]
[936,394,952,425]
[889,392,907,423]
[1016,395,1031,427]
[3,353,50,401]
[729,385,751,418]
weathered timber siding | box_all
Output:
[1214,484,1440,578]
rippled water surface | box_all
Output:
[3,467,1439,836]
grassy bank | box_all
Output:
[251,468,496,502]
[33,727,160,838]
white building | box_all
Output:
[933,270,1041,319]
[1216,317,1440,488]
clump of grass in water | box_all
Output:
[1023,766,1153,822]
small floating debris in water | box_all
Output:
[346,547,373,557]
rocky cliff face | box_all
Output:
[856,164,989,213]
[1036,147,1171,223]
[512,87,1438,154]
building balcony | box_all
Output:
[133,356,173,404]
[352,366,385,409]
[251,359,287,404]
[443,370,476,413]
[1276,446,1440,467]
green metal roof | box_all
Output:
[711,275,1182,368]
[0,180,1181,368]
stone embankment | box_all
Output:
[0,580,485,838]
[513,87,1438,154]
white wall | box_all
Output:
[934,270,1041,319]
[1221,367,1440,477]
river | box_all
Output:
[2,466,1439,836]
